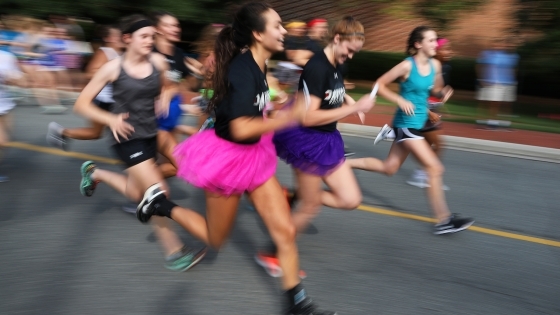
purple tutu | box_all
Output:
[173,130,277,196]
[273,126,345,176]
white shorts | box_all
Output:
[477,84,516,102]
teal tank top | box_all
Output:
[392,56,435,129]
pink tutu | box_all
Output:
[173,130,277,196]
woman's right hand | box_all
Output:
[397,97,415,116]
[353,94,376,114]
[109,113,134,142]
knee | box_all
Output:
[298,199,322,216]
[426,162,444,177]
[271,219,297,247]
[340,193,362,210]
[384,164,399,176]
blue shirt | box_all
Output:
[477,50,519,85]
[0,30,19,52]
[393,57,435,130]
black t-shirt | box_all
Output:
[442,62,452,86]
[299,51,345,132]
[214,50,269,144]
[153,46,191,83]
[305,36,324,55]
[285,35,308,51]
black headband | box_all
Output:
[339,32,365,37]
[123,20,153,35]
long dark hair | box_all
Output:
[406,26,433,56]
[208,1,272,113]
[149,10,177,27]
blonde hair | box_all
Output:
[329,16,365,42]
[193,24,222,56]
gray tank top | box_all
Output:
[111,57,161,144]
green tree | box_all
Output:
[369,0,484,28]
[0,0,230,24]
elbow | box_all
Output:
[73,103,81,115]
[230,128,252,142]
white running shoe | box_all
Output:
[406,170,430,188]
[407,169,450,190]
[374,124,394,145]
[42,105,67,114]
[46,122,68,151]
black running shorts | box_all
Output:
[393,127,424,143]
[112,137,157,167]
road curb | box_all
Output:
[338,123,560,163]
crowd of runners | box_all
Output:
[0,2,476,314]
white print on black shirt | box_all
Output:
[253,91,270,111]
[324,87,345,106]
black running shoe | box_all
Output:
[288,297,337,315]
[434,214,475,235]
[282,187,298,209]
[136,183,166,223]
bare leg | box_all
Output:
[290,170,323,233]
[157,130,179,178]
[423,129,443,157]
[91,160,188,256]
[251,177,299,290]
[346,141,409,175]
[321,161,362,209]
[402,140,450,222]
[63,121,105,140]
[197,192,241,248]
[0,113,13,162]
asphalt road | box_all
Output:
[1,106,559,315]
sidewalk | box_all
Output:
[340,111,560,150]
[339,110,560,163]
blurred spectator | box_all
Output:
[476,37,519,127]
[0,49,26,182]
[284,21,312,67]
[305,18,328,54]
[49,15,84,41]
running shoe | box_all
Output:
[42,105,67,114]
[433,214,475,235]
[343,149,355,157]
[46,122,68,151]
[406,170,430,188]
[283,187,298,209]
[136,183,166,223]
[164,246,208,272]
[255,252,307,279]
[121,203,137,214]
[374,124,393,145]
[407,170,449,191]
[288,297,338,315]
[80,161,98,197]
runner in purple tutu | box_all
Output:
[140,3,336,314]
[255,17,375,276]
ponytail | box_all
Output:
[207,1,272,113]
[209,26,239,112]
